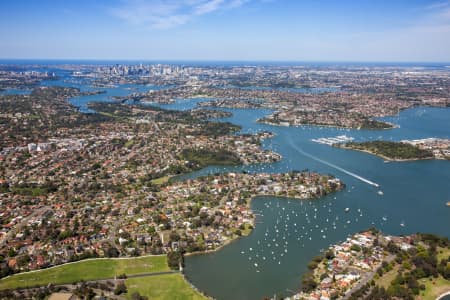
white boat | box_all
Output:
[345,207,350,212]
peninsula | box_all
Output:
[337,139,450,161]
[337,141,435,161]
[289,229,450,300]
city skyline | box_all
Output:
[1,1,450,62]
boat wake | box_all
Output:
[287,138,380,188]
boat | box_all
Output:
[400,222,405,227]
[344,207,350,212]
[447,201,450,207]
[378,190,384,195]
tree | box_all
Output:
[301,272,317,293]
[325,249,335,260]
[114,281,127,295]
[167,251,184,270]
[106,247,120,257]
[131,291,149,300]
[350,244,361,252]
[169,231,180,242]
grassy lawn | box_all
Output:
[125,273,207,300]
[124,139,135,148]
[375,263,400,289]
[0,255,169,290]
[151,176,171,185]
[437,247,450,262]
[241,223,254,236]
[418,276,450,300]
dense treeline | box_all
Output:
[180,148,241,169]
[344,140,433,160]
[360,119,394,129]
[348,233,450,300]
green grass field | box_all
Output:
[418,276,450,300]
[437,247,450,262]
[375,263,400,289]
[0,255,169,290]
[151,175,171,185]
[126,273,207,300]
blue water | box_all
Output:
[39,70,167,112]
[0,88,31,95]
[148,97,213,111]
[150,99,450,300]
[230,86,338,94]
[68,84,166,113]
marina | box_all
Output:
[311,135,354,145]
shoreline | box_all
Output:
[337,145,435,162]
[183,193,331,258]
[182,191,344,300]
[257,119,396,130]
[437,291,450,300]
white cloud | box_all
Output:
[194,0,225,15]
[111,0,249,29]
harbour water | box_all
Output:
[6,69,449,299]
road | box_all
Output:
[13,270,179,300]
[0,206,52,247]
[342,254,396,300]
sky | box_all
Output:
[1,0,450,62]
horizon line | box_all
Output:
[1,58,450,65]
